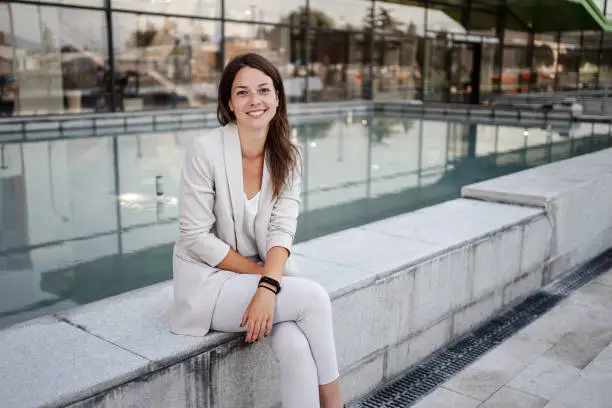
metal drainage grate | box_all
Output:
[354,249,612,408]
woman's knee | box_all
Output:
[269,323,312,363]
[302,279,332,314]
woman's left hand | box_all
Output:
[241,287,276,343]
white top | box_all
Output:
[241,191,260,257]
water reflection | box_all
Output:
[1,115,611,328]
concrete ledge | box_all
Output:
[0,199,548,408]
[462,147,612,281]
[3,149,611,407]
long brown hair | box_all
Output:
[217,53,300,198]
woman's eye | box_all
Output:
[237,90,247,96]
[259,88,271,95]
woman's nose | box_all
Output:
[249,95,261,105]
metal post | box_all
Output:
[494,4,506,96]
[304,0,311,103]
[526,30,536,92]
[365,0,375,100]
[461,0,472,30]
[0,144,6,169]
[596,31,604,89]
[219,0,225,70]
[112,136,123,254]
[366,118,372,197]
[554,32,561,92]
[422,2,430,101]
[7,3,18,114]
[577,30,584,91]
[417,118,423,186]
[302,125,309,212]
[104,0,117,112]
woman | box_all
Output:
[170,53,344,408]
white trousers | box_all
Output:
[211,273,340,408]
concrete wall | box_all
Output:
[462,147,612,282]
[1,148,611,408]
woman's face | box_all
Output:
[229,67,279,130]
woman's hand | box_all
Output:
[241,286,276,343]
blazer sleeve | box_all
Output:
[178,136,230,267]
[266,152,302,254]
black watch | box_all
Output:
[259,276,281,294]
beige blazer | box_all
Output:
[170,122,301,336]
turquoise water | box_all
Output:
[1,115,611,328]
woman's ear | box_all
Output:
[228,101,234,112]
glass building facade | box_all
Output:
[1,0,612,116]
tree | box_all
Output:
[262,8,336,65]
[127,22,158,48]
[279,7,335,29]
[41,24,56,53]
[407,22,417,36]
[363,5,408,34]
[377,7,406,35]
[534,44,554,67]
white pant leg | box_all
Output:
[266,322,319,408]
[211,274,340,385]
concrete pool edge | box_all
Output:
[2,99,599,143]
[0,148,611,408]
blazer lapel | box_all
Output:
[222,123,244,250]
[255,153,275,259]
[258,154,273,214]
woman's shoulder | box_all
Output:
[190,124,231,159]
[192,125,224,148]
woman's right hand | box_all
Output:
[241,286,276,342]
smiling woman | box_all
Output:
[171,53,344,408]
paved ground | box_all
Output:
[412,267,612,408]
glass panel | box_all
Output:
[370,117,421,197]
[113,12,221,111]
[374,1,426,36]
[583,31,602,49]
[111,0,219,18]
[224,23,304,101]
[601,47,612,88]
[480,42,496,101]
[373,34,421,101]
[423,34,448,101]
[557,32,581,91]
[372,2,426,102]
[309,0,371,30]
[308,29,364,101]
[468,9,496,34]
[421,120,448,168]
[427,6,465,34]
[581,49,600,89]
[119,132,187,228]
[448,43,473,103]
[300,117,369,212]
[224,0,306,25]
[0,4,108,116]
[500,31,529,94]
[533,34,556,92]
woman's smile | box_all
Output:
[247,109,267,118]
